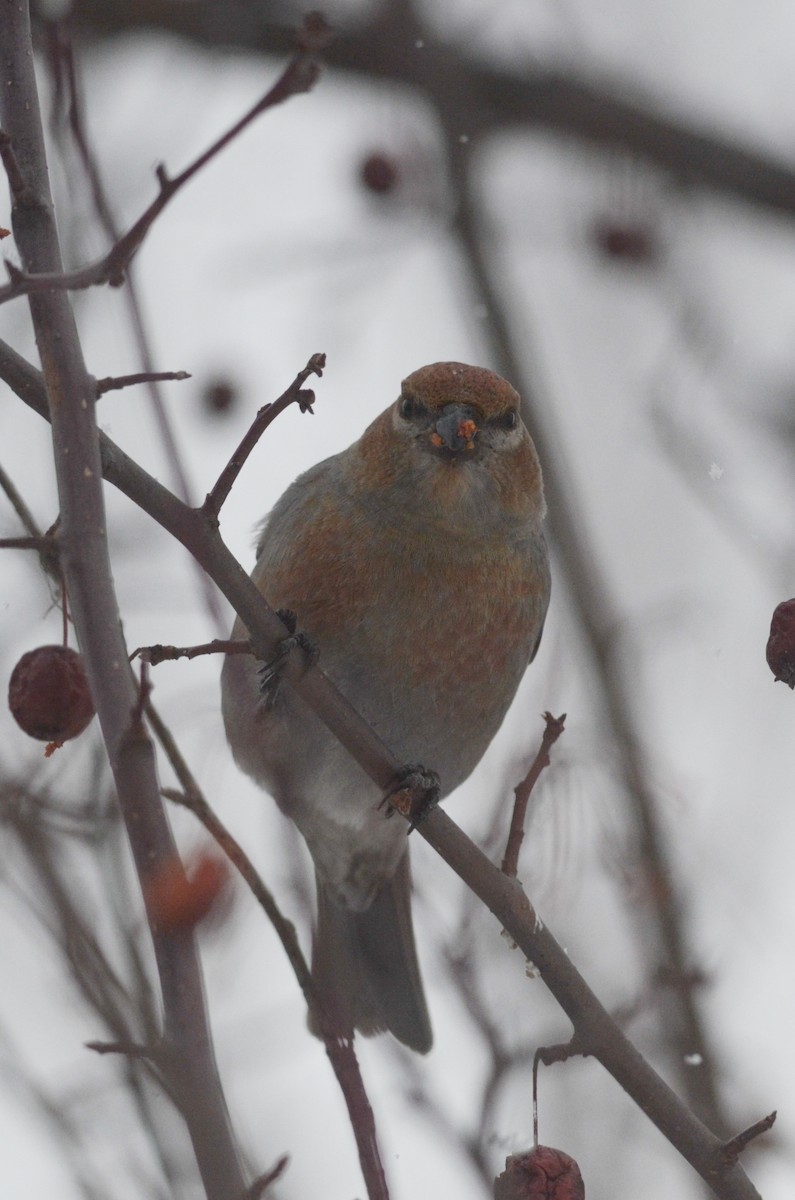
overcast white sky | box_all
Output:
[2,3,795,1197]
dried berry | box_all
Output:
[8,644,94,744]
[494,1146,585,1200]
[144,851,231,931]
[766,598,795,688]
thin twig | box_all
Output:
[95,370,191,397]
[248,1155,290,1198]
[0,534,55,551]
[501,712,566,878]
[147,703,391,1200]
[203,352,325,520]
[722,1113,776,1164]
[0,461,43,539]
[131,638,250,666]
[0,15,330,306]
[48,20,234,635]
[0,129,29,199]
[85,1039,155,1060]
[0,459,62,594]
[88,4,795,216]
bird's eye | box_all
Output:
[399,394,426,421]
[494,409,518,430]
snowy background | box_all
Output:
[1,2,795,1197]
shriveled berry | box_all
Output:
[8,645,95,742]
[766,598,795,688]
[494,1146,585,1200]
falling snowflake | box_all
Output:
[708,462,724,481]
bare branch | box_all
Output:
[722,1112,777,1164]
[203,352,325,520]
[444,120,728,1131]
[70,3,795,217]
[0,6,245,1195]
[131,638,250,666]
[0,534,56,551]
[0,340,766,1200]
[0,128,30,200]
[85,1039,155,1060]
[148,704,392,1200]
[0,15,329,307]
[95,370,190,397]
[0,460,43,539]
[501,711,566,878]
[46,24,225,635]
[248,1155,290,1199]
[0,428,62,595]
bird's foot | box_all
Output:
[380,764,440,833]
[257,610,318,707]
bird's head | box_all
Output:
[347,362,546,535]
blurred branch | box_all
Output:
[0,460,44,539]
[43,21,221,633]
[70,0,795,217]
[0,777,185,1194]
[437,102,728,1141]
[0,13,328,306]
[85,1040,155,1059]
[248,1155,290,1199]
[148,703,392,1200]
[0,339,766,1200]
[0,463,62,600]
[0,5,246,1196]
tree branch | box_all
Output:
[0,338,766,1200]
[0,6,245,1197]
[438,110,728,1134]
[71,0,795,217]
[149,704,391,1200]
[95,369,190,396]
[501,711,566,878]
[203,351,324,520]
[0,13,328,306]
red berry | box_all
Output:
[766,598,795,688]
[8,645,95,743]
[360,152,399,195]
[144,851,231,931]
[494,1146,585,1200]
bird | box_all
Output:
[221,361,550,1053]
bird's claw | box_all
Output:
[380,764,440,833]
[258,610,318,707]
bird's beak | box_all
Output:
[430,404,479,453]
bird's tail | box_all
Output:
[310,852,432,1053]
